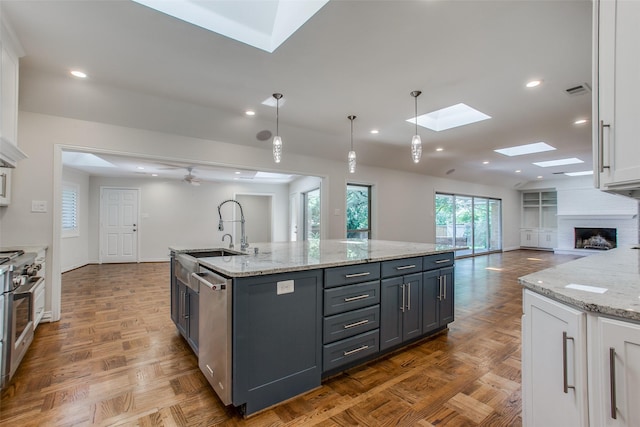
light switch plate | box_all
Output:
[276,280,294,295]
[31,200,47,213]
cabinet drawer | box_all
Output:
[324,281,380,316]
[381,257,423,278]
[423,252,454,270]
[323,304,380,344]
[323,329,379,372]
[324,263,380,288]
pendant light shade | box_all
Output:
[347,115,357,173]
[410,90,422,163]
[272,93,283,163]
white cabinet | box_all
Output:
[520,229,539,248]
[594,0,640,192]
[523,290,640,427]
[0,16,21,147]
[33,248,46,327]
[589,317,640,426]
[522,290,589,427]
[538,229,557,249]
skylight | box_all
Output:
[494,142,556,157]
[406,103,491,132]
[62,152,117,168]
[564,170,594,176]
[131,0,329,53]
[533,158,584,168]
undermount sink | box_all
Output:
[185,248,244,258]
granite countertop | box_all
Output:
[170,239,462,278]
[519,246,640,322]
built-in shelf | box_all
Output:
[521,190,558,249]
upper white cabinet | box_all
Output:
[0,15,22,148]
[593,0,640,194]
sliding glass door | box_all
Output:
[435,193,502,256]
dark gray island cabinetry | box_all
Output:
[170,240,459,416]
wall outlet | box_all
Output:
[276,280,294,295]
[31,200,47,213]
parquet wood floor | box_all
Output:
[0,250,581,426]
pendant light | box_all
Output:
[272,93,283,163]
[410,90,423,163]
[347,115,357,173]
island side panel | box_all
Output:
[232,269,323,415]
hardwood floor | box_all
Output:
[0,250,581,426]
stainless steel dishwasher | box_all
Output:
[191,266,232,406]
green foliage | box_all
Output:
[346,187,369,232]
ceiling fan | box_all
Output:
[183,167,201,186]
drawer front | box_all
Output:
[423,252,454,270]
[323,329,379,372]
[381,257,423,278]
[324,263,380,288]
[324,281,380,316]
[323,304,380,344]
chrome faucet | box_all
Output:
[217,199,249,251]
[222,233,234,249]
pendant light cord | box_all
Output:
[414,95,418,135]
[350,117,354,151]
[276,98,279,135]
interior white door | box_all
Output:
[100,188,139,263]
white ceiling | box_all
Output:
[3,0,593,188]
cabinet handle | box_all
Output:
[609,347,617,419]
[344,345,369,356]
[407,283,411,310]
[345,272,370,278]
[183,292,189,319]
[600,120,611,171]
[344,319,369,329]
[344,294,369,302]
[395,264,416,270]
[562,332,575,393]
[437,277,442,300]
[442,276,447,300]
[435,259,450,264]
[401,284,406,312]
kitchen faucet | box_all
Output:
[217,199,248,251]
[222,233,234,249]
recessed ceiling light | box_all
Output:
[494,142,556,157]
[574,119,588,125]
[564,170,594,176]
[370,129,379,134]
[137,166,145,170]
[526,80,542,88]
[407,103,491,132]
[533,158,584,168]
[151,173,158,177]
[245,110,256,116]
[537,176,543,179]
[234,171,241,174]
[483,161,489,165]
[70,70,87,78]
[435,147,443,152]
[515,170,521,173]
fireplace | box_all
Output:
[574,227,617,250]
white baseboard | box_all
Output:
[61,262,89,273]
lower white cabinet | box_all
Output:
[520,229,539,248]
[33,279,45,328]
[522,290,589,426]
[523,290,640,427]
[520,228,556,249]
[589,317,640,426]
[538,230,557,249]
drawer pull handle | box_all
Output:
[609,347,617,419]
[344,345,369,356]
[435,259,450,264]
[395,264,416,270]
[344,319,369,329]
[344,294,369,302]
[345,272,371,278]
[562,331,575,393]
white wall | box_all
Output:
[87,176,290,262]
[60,167,89,271]
[0,111,522,321]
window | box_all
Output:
[346,184,371,239]
[303,188,320,240]
[435,192,502,256]
[62,183,79,237]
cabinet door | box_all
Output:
[522,290,588,427]
[402,273,422,342]
[520,229,539,247]
[380,277,403,351]
[538,231,557,249]
[592,317,640,426]
[597,0,640,187]
[422,270,440,334]
[439,267,454,326]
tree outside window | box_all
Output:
[346,184,371,239]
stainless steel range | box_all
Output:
[0,250,43,389]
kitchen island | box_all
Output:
[170,239,460,416]
[519,246,640,426]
